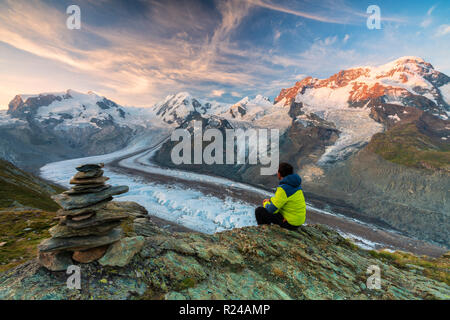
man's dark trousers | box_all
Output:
[255,207,299,231]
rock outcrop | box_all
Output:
[1,213,449,300]
[37,163,138,270]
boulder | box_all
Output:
[98,236,145,267]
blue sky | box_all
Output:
[0,0,449,108]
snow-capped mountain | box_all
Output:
[153,92,292,132]
[275,56,450,164]
[220,95,292,131]
[7,89,153,129]
[153,92,229,125]
[221,95,272,120]
[0,90,159,171]
[276,56,450,117]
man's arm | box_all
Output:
[263,187,288,214]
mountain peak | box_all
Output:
[153,92,230,125]
[5,89,155,129]
[275,56,449,116]
[392,56,426,65]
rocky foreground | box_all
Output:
[0,201,448,300]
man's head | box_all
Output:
[277,162,293,180]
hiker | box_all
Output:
[255,162,306,230]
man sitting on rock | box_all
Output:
[255,162,306,230]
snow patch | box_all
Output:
[0,110,26,126]
[337,231,384,250]
[296,98,383,164]
[388,114,401,122]
[439,82,450,105]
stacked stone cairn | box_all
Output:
[38,163,132,271]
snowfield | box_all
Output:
[297,95,384,164]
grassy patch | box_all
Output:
[368,123,450,171]
[0,159,64,211]
[177,277,197,291]
[0,210,57,272]
[369,249,450,285]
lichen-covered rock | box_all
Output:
[1,218,449,300]
[98,236,145,267]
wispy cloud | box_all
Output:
[436,24,450,37]
[211,89,226,97]
[0,0,447,109]
[0,0,262,105]
[248,0,350,24]
[420,4,437,28]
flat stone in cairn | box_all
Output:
[76,163,104,172]
[63,185,110,195]
[70,212,96,221]
[74,169,104,179]
[56,198,111,217]
[38,251,73,271]
[61,208,130,229]
[49,221,122,238]
[52,185,129,210]
[70,176,109,185]
[38,228,122,252]
[71,183,109,191]
[72,245,109,264]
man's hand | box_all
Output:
[263,199,270,206]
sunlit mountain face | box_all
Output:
[0,0,449,109]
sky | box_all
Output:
[0,0,449,109]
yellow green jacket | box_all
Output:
[263,174,306,226]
